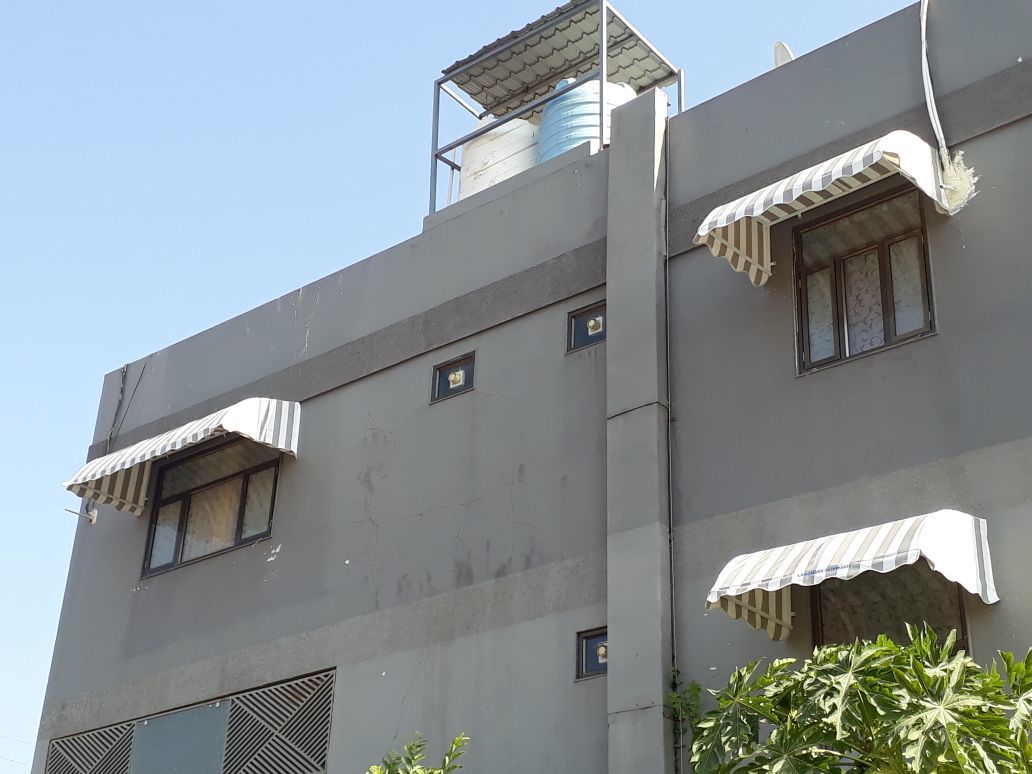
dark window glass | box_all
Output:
[569,303,606,351]
[144,439,279,575]
[814,561,967,651]
[432,353,475,402]
[578,627,608,678]
[796,189,932,371]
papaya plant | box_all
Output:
[367,733,469,774]
[691,624,1032,773]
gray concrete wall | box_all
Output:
[49,288,608,698]
[667,0,1030,222]
[38,137,611,769]
[666,0,1032,694]
[41,551,607,773]
[674,436,1032,694]
[39,1,1032,772]
[88,148,609,450]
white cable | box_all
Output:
[920,0,978,213]
[920,0,949,160]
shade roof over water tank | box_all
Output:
[443,0,679,119]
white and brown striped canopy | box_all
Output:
[693,130,951,287]
[706,510,998,640]
[64,397,301,517]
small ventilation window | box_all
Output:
[568,303,606,352]
[431,353,475,402]
[577,626,608,679]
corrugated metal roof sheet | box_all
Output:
[443,1,677,119]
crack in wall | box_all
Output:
[392,656,428,742]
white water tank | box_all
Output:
[457,116,538,200]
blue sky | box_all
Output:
[0,1,913,768]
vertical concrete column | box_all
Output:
[604,88,673,774]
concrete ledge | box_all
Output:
[87,238,606,460]
[38,551,605,741]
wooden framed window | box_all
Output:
[795,187,934,372]
[811,561,969,652]
[431,352,475,403]
[143,439,280,575]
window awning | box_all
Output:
[693,130,951,287]
[706,510,998,641]
[64,397,301,517]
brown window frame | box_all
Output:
[810,577,970,653]
[142,438,280,577]
[794,186,935,373]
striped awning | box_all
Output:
[693,130,951,287]
[706,510,998,640]
[64,397,301,517]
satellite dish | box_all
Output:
[773,41,796,68]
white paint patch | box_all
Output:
[266,543,283,562]
[941,150,978,214]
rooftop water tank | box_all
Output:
[458,116,539,201]
[537,78,637,164]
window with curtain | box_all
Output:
[795,188,933,372]
[144,439,280,575]
[813,560,968,651]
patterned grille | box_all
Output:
[223,671,335,774]
[45,723,133,774]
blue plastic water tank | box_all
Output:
[537,78,637,163]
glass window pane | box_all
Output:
[182,478,242,561]
[433,355,475,401]
[570,304,606,351]
[819,561,964,646]
[800,190,920,268]
[890,236,927,336]
[241,468,275,539]
[161,441,280,499]
[586,633,608,670]
[805,269,835,362]
[843,250,885,354]
[149,503,181,568]
[129,702,228,774]
[579,630,608,677]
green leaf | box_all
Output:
[690,627,1029,774]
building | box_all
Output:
[36,0,1031,772]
